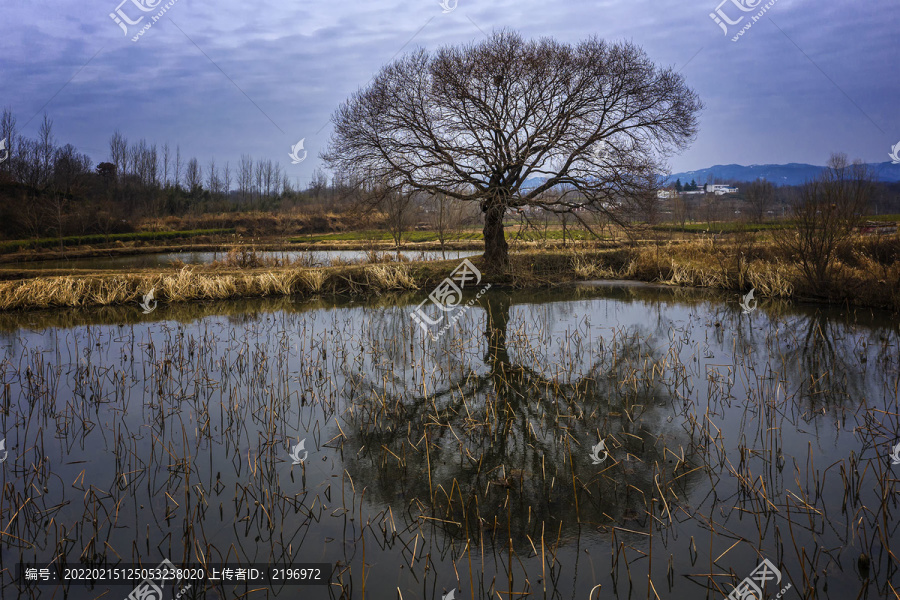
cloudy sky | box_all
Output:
[2,0,898,188]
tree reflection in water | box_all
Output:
[339,290,704,597]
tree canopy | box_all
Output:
[324,29,703,268]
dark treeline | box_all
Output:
[0,109,360,241]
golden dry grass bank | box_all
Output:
[559,234,900,309]
[0,263,425,311]
[2,233,899,311]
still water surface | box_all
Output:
[5,250,478,271]
[0,284,897,598]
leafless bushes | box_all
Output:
[773,154,874,293]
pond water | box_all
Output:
[4,249,479,271]
[0,285,897,599]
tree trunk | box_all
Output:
[482,201,508,269]
[483,293,511,370]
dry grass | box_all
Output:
[570,251,619,279]
[299,268,327,293]
[2,232,900,311]
[565,234,898,308]
[746,260,795,298]
[0,262,424,311]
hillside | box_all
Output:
[667,161,900,187]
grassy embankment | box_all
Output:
[0,231,899,311]
[0,229,235,253]
[0,211,377,262]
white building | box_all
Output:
[704,184,739,195]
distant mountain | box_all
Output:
[667,162,900,187]
[517,162,900,190]
[521,177,548,190]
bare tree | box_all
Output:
[149,143,159,187]
[129,139,153,185]
[37,114,55,188]
[309,168,329,200]
[254,159,265,203]
[223,161,232,197]
[262,159,274,198]
[671,193,689,230]
[744,178,774,223]
[1,107,16,178]
[239,155,253,204]
[701,193,718,229]
[109,130,127,181]
[773,153,873,292]
[126,141,138,178]
[272,162,282,197]
[381,187,416,248]
[50,143,92,246]
[429,191,467,258]
[16,137,46,237]
[14,136,42,192]
[207,157,220,197]
[174,145,183,190]
[162,143,171,188]
[324,30,701,269]
[185,157,202,195]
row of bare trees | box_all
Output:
[105,129,293,205]
[376,189,478,254]
[0,106,329,239]
[0,110,99,242]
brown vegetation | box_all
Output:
[139,209,382,237]
[2,231,900,311]
[0,262,422,311]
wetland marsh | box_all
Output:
[1,284,897,599]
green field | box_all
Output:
[655,214,900,234]
[653,222,789,234]
[289,230,481,243]
[289,227,601,244]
